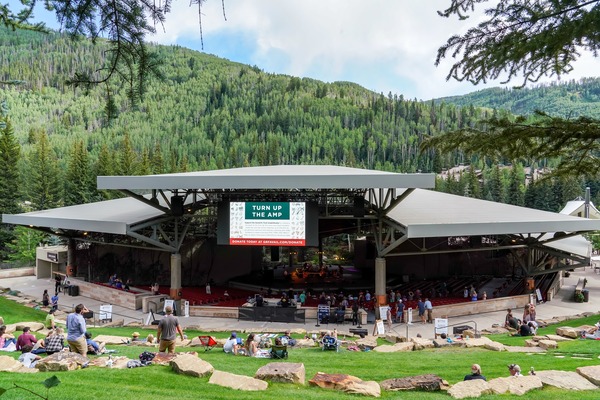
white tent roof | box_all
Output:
[97,165,436,190]
[4,167,600,251]
[387,189,600,238]
[2,197,163,235]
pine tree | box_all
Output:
[151,142,164,174]
[64,140,94,206]
[119,132,138,175]
[0,113,21,214]
[507,163,525,206]
[26,132,62,210]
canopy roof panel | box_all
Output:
[98,165,436,190]
[388,189,600,238]
[3,197,165,235]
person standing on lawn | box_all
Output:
[157,305,184,354]
[66,303,89,356]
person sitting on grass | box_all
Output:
[223,332,240,355]
[131,332,144,342]
[245,333,258,357]
[279,330,297,346]
[85,332,105,355]
[45,328,65,355]
[45,309,56,330]
[582,321,600,339]
[16,327,38,351]
[18,344,41,368]
[0,325,17,349]
[508,364,522,376]
[464,364,486,381]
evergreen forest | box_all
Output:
[1,26,600,261]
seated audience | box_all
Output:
[279,330,297,346]
[582,321,600,339]
[16,327,38,351]
[45,309,56,330]
[151,283,160,295]
[85,332,105,355]
[0,325,16,349]
[464,364,486,381]
[223,332,240,355]
[18,345,41,368]
[245,333,258,357]
[508,364,522,376]
[131,332,144,342]
[44,328,65,355]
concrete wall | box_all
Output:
[0,267,34,279]
[70,278,151,310]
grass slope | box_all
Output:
[1,296,600,399]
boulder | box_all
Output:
[153,351,196,366]
[89,356,131,369]
[13,322,45,332]
[463,337,492,348]
[380,374,445,391]
[432,339,452,348]
[0,355,32,372]
[538,339,558,350]
[209,370,268,391]
[92,335,131,345]
[555,326,594,339]
[481,327,510,335]
[447,380,491,399]
[385,334,405,343]
[504,346,546,353]
[36,352,89,372]
[255,362,305,384]
[461,329,477,338]
[373,342,414,353]
[487,376,543,395]
[102,319,125,327]
[171,353,213,377]
[577,365,600,385]
[524,339,539,347]
[544,334,573,342]
[535,370,598,390]
[309,372,380,397]
[410,337,434,350]
[483,341,505,351]
[356,336,378,350]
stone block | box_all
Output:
[255,362,305,384]
[448,379,491,399]
[309,372,380,397]
[535,370,598,390]
[170,353,213,377]
[209,370,268,391]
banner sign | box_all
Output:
[230,202,306,245]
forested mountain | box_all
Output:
[0,26,599,261]
[438,79,600,118]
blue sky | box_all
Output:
[14,0,599,100]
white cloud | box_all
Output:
[150,0,599,99]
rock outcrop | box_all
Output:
[255,362,305,384]
[208,370,268,391]
[309,372,381,397]
[380,374,446,391]
[170,353,213,377]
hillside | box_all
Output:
[438,78,600,118]
[0,27,597,213]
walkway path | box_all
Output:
[2,267,599,339]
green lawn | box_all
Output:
[1,296,600,399]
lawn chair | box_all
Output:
[198,336,218,351]
[321,335,340,352]
[270,344,288,359]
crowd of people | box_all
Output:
[463,363,532,382]
[504,303,539,337]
